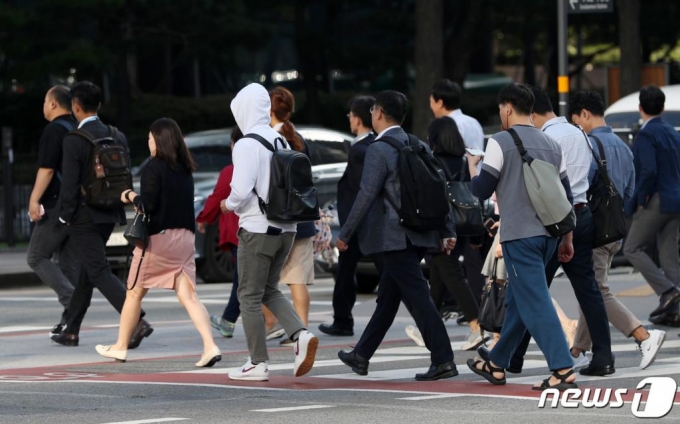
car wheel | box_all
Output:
[356,274,380,294]
[198,223,234,283]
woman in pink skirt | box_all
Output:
[95,118,221,367]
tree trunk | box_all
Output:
[618,0,642,97]
[444,0,487,84]
[413,0,444,140]
[116,7,134,135]
[193,57,201,99]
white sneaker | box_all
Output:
[461,331,486,351]
[572,352,590,370]
[266,324,286,341]
[639,329,666,370]
[405,325,425,347]
[228,358,269,381]
[293,330,318,377]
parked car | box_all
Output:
[106,126,354,282]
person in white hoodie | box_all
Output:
[220,83,318,381]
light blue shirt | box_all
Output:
[588,126,635,202]
[77,115,99,129]
[448,109,484,151]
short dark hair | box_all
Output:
[375,90,408,124]
[150,118,196,173]
[530,86,553,115]
[70,81,102,113]
[640,85,665,115]
[431,79,462,110]
[569,91,605,117]
[497,83,534,115]
[348,95,375,128]
[428,117,466,157]
[49,85,72,111]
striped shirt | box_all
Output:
[541,116,591,205]
[448,109,485,151]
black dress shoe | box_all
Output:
[128,319,153,350]
[579,363,615,376]
[319,323,353,336]
[338,349,369,376]
[477,346,522,374]
[650,287,680,317]
[650,312,680,327]
[51,332,79,346]
[415,361,459,381]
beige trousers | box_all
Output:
[573,241,642,351]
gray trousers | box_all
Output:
[574,241,643,351]
[623,194,680,306]
[26,205,78,323]
[236,228,304,363]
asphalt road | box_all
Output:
[1,268,679,424]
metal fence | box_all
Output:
[0,184,33,244]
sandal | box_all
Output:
[466,358,506,385]
[532,369,578,391]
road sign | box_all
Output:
[568,0,613,14]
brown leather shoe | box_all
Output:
[51,332,79,346]
[128,319,153,350]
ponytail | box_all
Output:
[279,121,304,152]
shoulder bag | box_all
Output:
[438,157,484,237]
[478,259,507,333]
[123,204,149,290]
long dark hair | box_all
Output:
[150,118,196,172]
[269,86,304,152]
[428,117,466,157]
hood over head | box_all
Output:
[230,83,272,134]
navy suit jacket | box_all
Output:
[626,117,680,215]
[337,133,375,226]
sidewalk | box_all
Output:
[0,250,42,288]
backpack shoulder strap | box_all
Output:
[68,128,98,146]
[406,134,420,148]
[589,135,614,188]
[244,133,289,152]
[377,135,406,151]
[507,128,533,164]
[54,120,75,132]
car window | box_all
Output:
[190,146,232,172]
[606,111,680,129]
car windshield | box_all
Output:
[606,111,680,129]
[191,145,232,172]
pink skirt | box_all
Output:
[127,228,196,290]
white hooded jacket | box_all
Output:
[226,83,297,233]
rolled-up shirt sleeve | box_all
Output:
[471,138,503,200]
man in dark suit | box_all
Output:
[319,96,383,337]
[623,85,680,325]
[335,90,458,381]
[52,81,152,347]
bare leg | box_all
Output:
[552,297,577,348]
[288,284,310,328]
[630,325,650,342]
[263,305,278,328]
[175,272,218,353]
[110,286,148,351]
[469,319,481,333]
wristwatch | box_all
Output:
[125,190,133,202]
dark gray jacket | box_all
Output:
[338,127,456,255]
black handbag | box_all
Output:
[123,205,149,290]
[478,259,507,333]
[439,157,485,237]
[584,134,628,248]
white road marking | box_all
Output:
[525,339,680,355]
[0,296,346,307]
[398,394,466,400]
[101,419,188,424]
[252,405,335,412]
[177,356,429,375]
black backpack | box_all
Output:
[70,126,133,211]
[379,134,451,232]
[585,134,628,248]
[245,133,320,223]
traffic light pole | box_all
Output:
[558,0,569,117]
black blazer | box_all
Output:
[337,133,375,226]
[59,118,127,225]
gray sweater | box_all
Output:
[338,127,456,255]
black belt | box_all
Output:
[574,203,587,211]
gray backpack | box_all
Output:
[507,128,575,237]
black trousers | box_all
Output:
[429,238,479,321]
[508,207,613,370]
[355,243,453,365]
[464,241,486,304]
[63,206,145,334]
[332,234,384,330]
